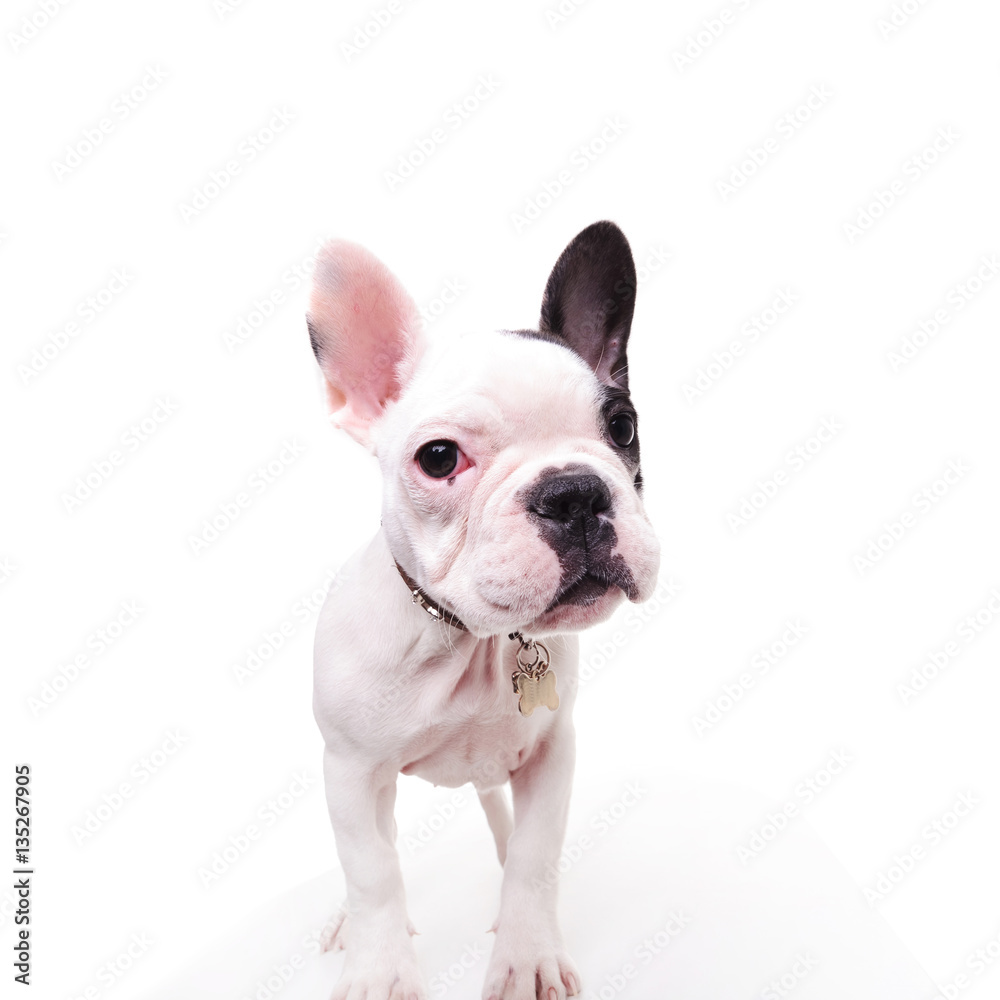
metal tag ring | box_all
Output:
[516,640,549,673]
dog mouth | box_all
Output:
[549,573,610,608]
[546,566,632,611]
[545,553,638,612]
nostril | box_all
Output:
[559,493,598,521]
[532,475,611,523]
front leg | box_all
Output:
[484,718,581,1000]
[323,748,426,1000]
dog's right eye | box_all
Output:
[416,440,460,478]
[608,412,636,447]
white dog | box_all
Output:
[308,221,660,1000]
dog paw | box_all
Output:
[330,949,427,1000]
[482,939,580,1000]
[320,906,350,953]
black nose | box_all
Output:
[531,472,611,523]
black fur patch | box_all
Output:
[599,385,642,490]
[538,221,637,389]
[517,464,636,606]
[306,318,323,362]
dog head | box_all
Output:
[307,221,660,638]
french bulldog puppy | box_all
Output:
[308,221,660,1000]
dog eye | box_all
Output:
[416,440,461,478]
[608,413,635,447]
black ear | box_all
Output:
[539,221,637,389]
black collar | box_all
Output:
[393,559,470,632]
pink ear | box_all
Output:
[307,239,423,448]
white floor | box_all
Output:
[149,769,936,999]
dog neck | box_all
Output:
[373,532,561,717]
[392,558,470,632]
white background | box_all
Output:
[3,0,1000,997]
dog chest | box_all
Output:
[399,716,540,790]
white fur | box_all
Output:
[310,243,659,1000]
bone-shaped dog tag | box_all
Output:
[514,669,559,716]
[509,633,559,717]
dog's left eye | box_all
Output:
[608,413,635,447]
[416,440,470,479]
